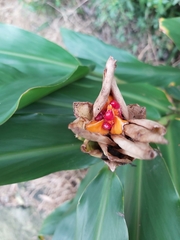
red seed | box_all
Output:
[110,100,120,109]
[104,110,114,121]
[95,112,104,121]
[102,121,112,130]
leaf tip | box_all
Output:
[159,18,169,35]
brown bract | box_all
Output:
[68,57,168,171]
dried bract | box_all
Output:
[68,57,168,171]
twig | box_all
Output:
[138,44,150,60]
[172,59,180,67]
[148,33,158,63]
[46,0,89,17]
[70,0,89,15]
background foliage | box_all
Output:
[20,0,180,63]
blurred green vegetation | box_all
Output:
[19,0,180,64]
[79,0,180,63]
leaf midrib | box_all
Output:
[0,143,80,161]
[0,50,77,69]
[94,172,112,240]
[161,149,180,199]
[38,99,72,108]
[136,161,142,240]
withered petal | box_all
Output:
[112,135,157,160]
[111,78,129,119]
[127,104,146,119]
[68,124,115,146]
[68,117,86,130]
[81,140,102,159]
[103,160,121,172]
[93,56,116,117]
[73,102,93,120]
[124,124,168,144]
[128,119,166,135]
[99,143,132,164]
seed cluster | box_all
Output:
[95,99,122,131]
[85,97,126,135]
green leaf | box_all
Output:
[0,64,88,125]
[61,28,180,87]
[0,24,79,76]
[159,17,180,50]
[40,200,75,238]
[159,119,180,196]
[77,57,96,71]
[120,83,172,120]
[75,167,128,240]
[116,155,180,239]
[61,28,137,74]
[0,24,90,124]
[40,199,76,238]
[52,203,76,240]
[40,162,104,238]
[0,113,99,185]
[165,85,180,101]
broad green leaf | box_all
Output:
[0,24,80,76]
[19,77,172,120]
[0,64,88,125]
[61,28,180,87]
[159,17,180,50]
[52,204,76,240]
[165,85,180,101]
[0,113,99,185]
[77,57,96,71]
[40,199,76,238]
[75,167,128,240]
[116,155,180,240]
[60,28,137,74]
[120,83,172,120]
[0,24,90,124]
[40,162,103,239]
[159,119,180,196]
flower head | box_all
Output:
[68,57,167,171]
